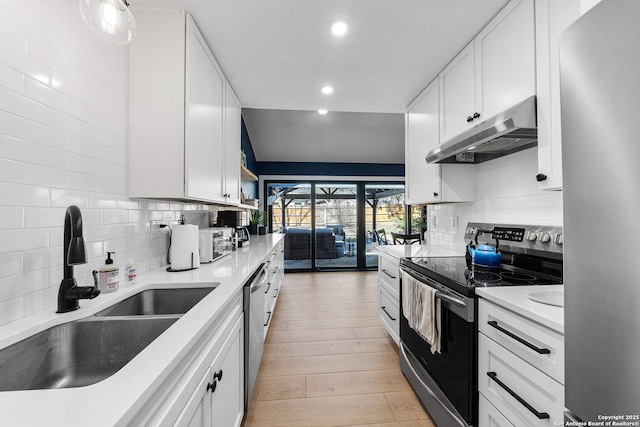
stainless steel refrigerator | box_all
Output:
[561,0,640,422]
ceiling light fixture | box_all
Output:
[318,109,328,115]
[331,21,348,37]
[321,86,334,95]
[79,0,136,45]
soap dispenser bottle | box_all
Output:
[99,251,119,293]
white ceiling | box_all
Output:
[131,0,510,163]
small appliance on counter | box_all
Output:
[168,216,200,272]
[235,227,250,248]
[216,210,249,227]
[199,227,233,263]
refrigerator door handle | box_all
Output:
[487,320,551,354]
[487,372,550,419]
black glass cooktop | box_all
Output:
[400,256,563,297]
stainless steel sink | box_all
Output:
[94,286,216,317]
[0,316,177,391]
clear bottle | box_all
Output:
[99,251,119,293]
[125,258,137,287]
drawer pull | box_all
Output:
[381,306,396,321]
[264,283,272,294]
[486,372,550,419]
[487,320,551,355]
[381,269,396,279]
[264,311,272,327]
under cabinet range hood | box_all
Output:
[426,96,538,164]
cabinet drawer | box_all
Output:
[379,286,399,345]
[378,254,400,298]
[478,299,564,384]
[479,393,514,427]
[479,334,564,427]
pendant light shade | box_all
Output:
[79,0,136,45]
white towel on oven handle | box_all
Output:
[401,271,442,354]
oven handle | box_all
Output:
[486,372,550,419]
[400,266,467,308]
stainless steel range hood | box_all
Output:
[426,96,537,164]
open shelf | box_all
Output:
[241,165,258,181]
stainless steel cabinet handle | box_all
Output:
[487,372,550,419]
[381,269,396,279]
[381,306,396,321]
[487,320,551,354]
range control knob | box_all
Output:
[540,232,551,243]
[527,231,538,242]
[553,233,564,245]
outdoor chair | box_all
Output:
[374,229,388,245]
[391,232,421,245]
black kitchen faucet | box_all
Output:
[56,205,100,313]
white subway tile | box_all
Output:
[103,209,128,224]
[0,207,24,229]
[0,182,50,207]
[20,268,49,294]
[0,252,23,278]
[23,286,57,317]
[24,207,65,228]
[50,188,88,208]
[0,297,24,326]
[23,246,60,272]
[0,228,49,254]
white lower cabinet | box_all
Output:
[478,298,564,427]
[264,242,284,339]
[175,311,244,427]
[378,252,400,344]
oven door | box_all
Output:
[399,266,476,427]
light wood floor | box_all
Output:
[242,271,436,427]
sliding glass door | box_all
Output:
[267,180,406,271]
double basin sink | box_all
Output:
[0,286,217,392]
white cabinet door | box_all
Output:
[438,0,535,144]
[177,368,212,427]
[223,85,242,204]
[535,0,581,190]
[475,0,536,121]
[210,317,244,427]
[185,15,225,202]
[406,79,442,204]
[439,42,476,143]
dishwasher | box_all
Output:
[243,261,268,410]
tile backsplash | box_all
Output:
[0,0,223,325]
[428,148,563,253]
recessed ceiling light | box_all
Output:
[318,109,328,115]
[331,21,348,37]
[321,86,334,95]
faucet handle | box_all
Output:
[89,270,101,299]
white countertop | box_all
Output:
[0,234,282,427]
[375,244,460,259]
[476,285,564,334]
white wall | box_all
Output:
[428,148,563,253]
[0,0,216,325]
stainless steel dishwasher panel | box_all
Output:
[244,262,267,410]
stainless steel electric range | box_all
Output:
[398,223,563,427]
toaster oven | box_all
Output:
[199,228,233,263]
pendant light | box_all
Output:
[79,0,136,45]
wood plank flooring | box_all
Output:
[242,271,436,427]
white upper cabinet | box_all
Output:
[439,0,536,143]
[129,10,241,205]
[406,80,442,204]
[184,16,225,202]
[223,85,242,205]
[438,42,476,143]
[535,0,581,190]
[406,80,475,204]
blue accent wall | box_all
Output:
[240,117,259,199]
[257,162,404,177]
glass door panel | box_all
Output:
[268,183,312,270]
[315,184,357,269]
[365,184,406,268]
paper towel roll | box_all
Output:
[170,224,201,270]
